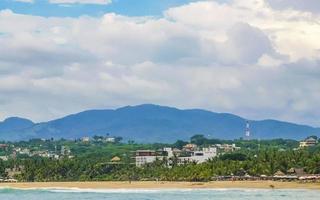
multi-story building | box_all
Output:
[214,144,241,153]
[0,156,8,161]
[105,137,116,143]
[183,144,198,151]
[134,147,217,167]
[300,137,318,148]
[22,148,31,155]
[135,150,163,167]
[0,144,9,151]
[61,146,71,156]
[177,147,217,164]
[81,137,90,142]
[5,165,24,179]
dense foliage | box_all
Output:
[1,136,319,182]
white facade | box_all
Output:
[105,137,116,143]
[0,156,8,161]
[299,137,318,148]
[61,146,71,155]
[163,147,174,157]
[215,144,240,152]
[135,150,160,167]
[81,137,90,142]
[135,156,159,167]
[134,147,217,167]
[179,147,217,164]
[20,148,31,155]
[196,147,217,162]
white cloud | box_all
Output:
[0,0,320,126]
[266,0,320,13]
[212,22,276,64]
[13,0,34,3]
[48,0,112,5]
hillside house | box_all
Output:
[300,137,318,148]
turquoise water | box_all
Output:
[0,188,319,200]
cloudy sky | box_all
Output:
[0,0,319,126]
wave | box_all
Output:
[0,187,313,194]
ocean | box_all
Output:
[0,188,319,200]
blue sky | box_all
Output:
[0,0,203,17]
[0,0,320,126]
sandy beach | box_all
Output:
[1,181,320,190]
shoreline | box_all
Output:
[1,181,320,190]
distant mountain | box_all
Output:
[0,117,34,141]
[0,104,319,142]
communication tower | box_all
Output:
[245,120,251,140]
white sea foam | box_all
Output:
[0,186,313,194]
[1,187,319,200]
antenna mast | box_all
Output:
[245,120,251,140]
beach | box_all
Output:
[1,181,320,190]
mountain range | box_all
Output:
[0,104,319,142]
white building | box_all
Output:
[81,137,90,142]
[135,150,163,167]
[0,156,8,161]
[19,148,31,155]
[183,144,198,151]
[300,137,318,148]
[214,144,240,153]
[61,146,71,156]
[134,147,217,167]
[105,137,116,143]
[178,147,217,164]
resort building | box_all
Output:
[214,144,241,153]
[134,147,218,167]
[61,146,71,156]
[30,150,60,159]
[105,137,116,143]
[13,147,31,156]
[0,156,8,161]
[81,137,90,142]
[177,147,217,165]
[0,144,9,151]
[5,165,24,179]
[299,137,318,148]
[183,144,198,151]
[135,150,162,167]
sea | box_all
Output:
[0,188,319,200]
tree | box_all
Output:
[190,134,207,146]
[173,140,188,149]
[220,153,247,161]
[115,137,123,144]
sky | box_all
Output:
[0,0,319,126]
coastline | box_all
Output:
[1,181,320,190]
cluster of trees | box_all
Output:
[2,146,318,182]
[1,135,319,182]
[174,134,300,150]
